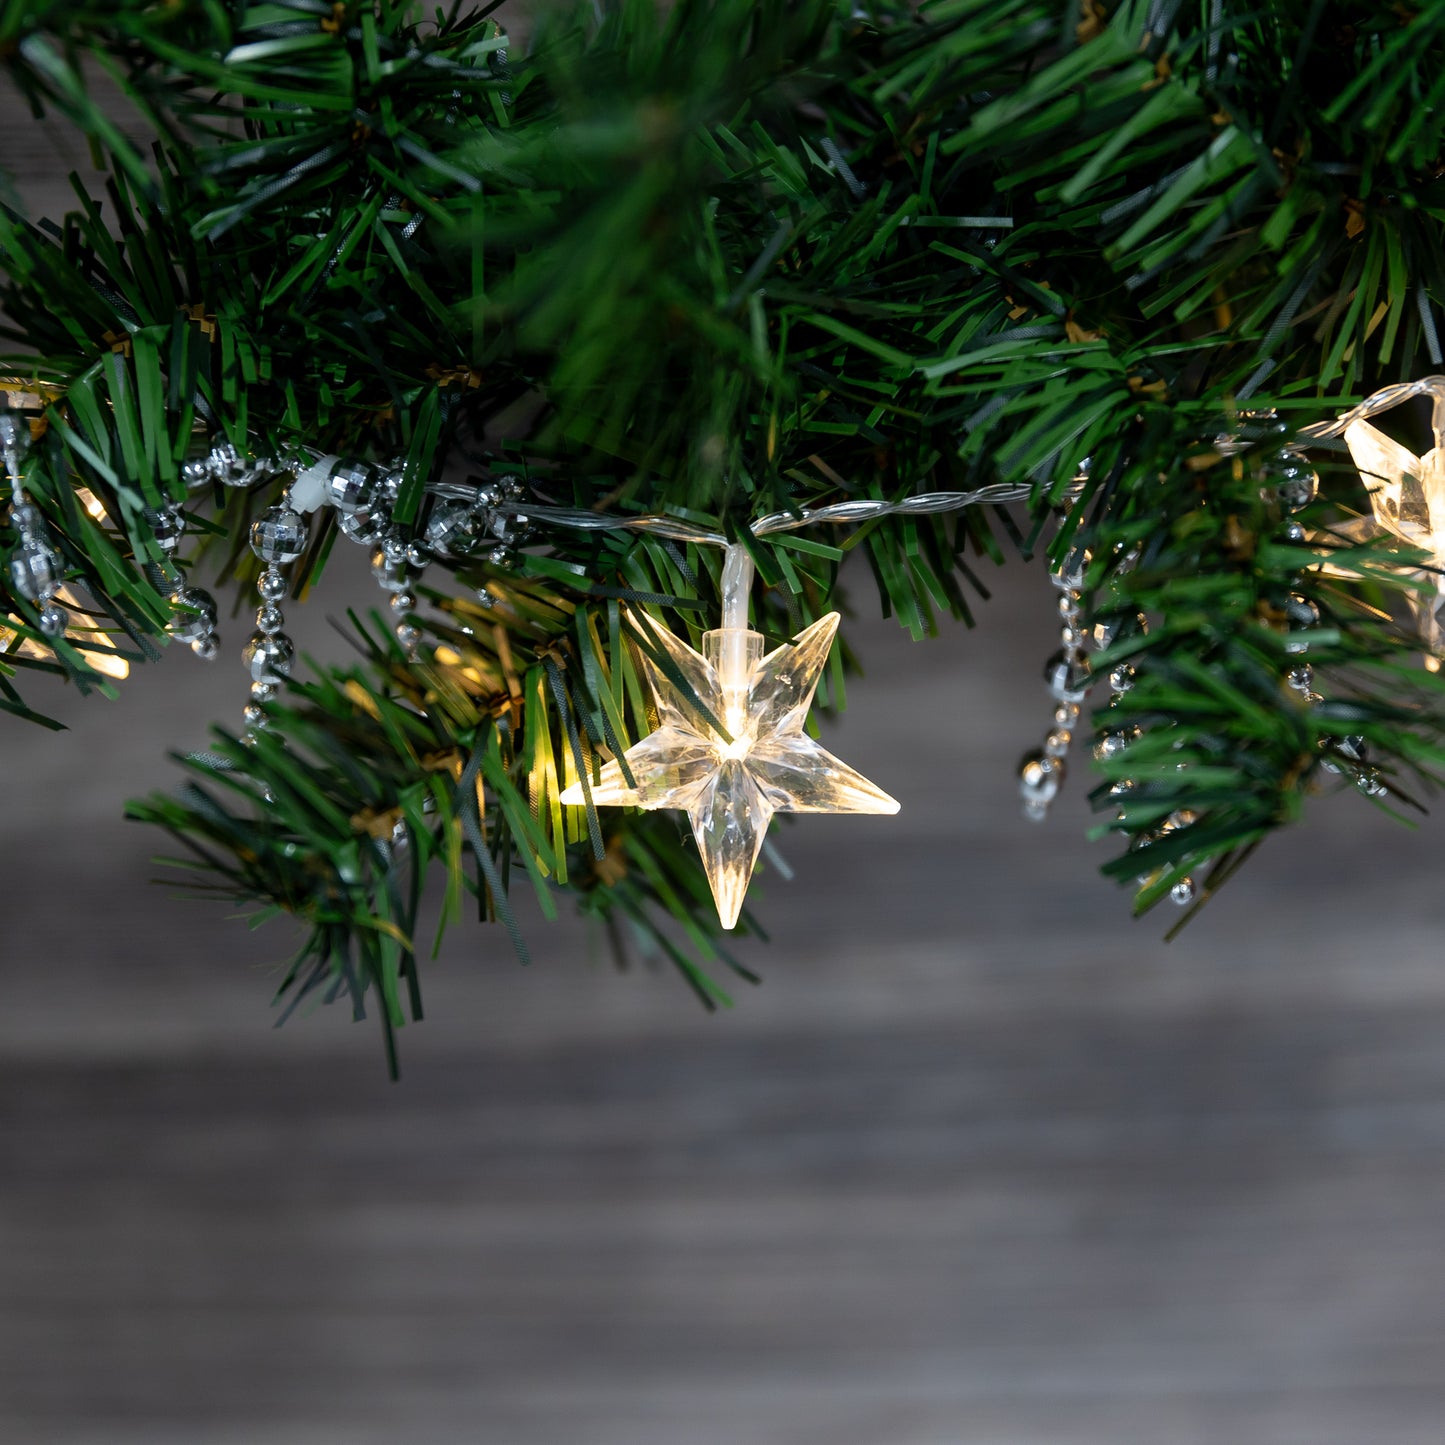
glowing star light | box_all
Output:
[560,545,898,928]
[1340,376,1445,658]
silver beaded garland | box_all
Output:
[242,495,306,736]
[36,602,68,638]
[1020,553,1091,821]
[145,504,186,553]
[167,584,221,658]
[3,415,68,635]
[249,505,308,565]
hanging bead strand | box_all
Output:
[1019,552,1090,821]
[1,412,69,639]
[243,496,307,735]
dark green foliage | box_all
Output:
[5,0,1445,1064]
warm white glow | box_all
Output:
[1345,411,1445,656]
[79,648,129,679]
[76,487,109,524]
[560,611,898,929]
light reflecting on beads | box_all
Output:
[1044,727,1071,758]
[10,538,60,603]
[1020,750,1063,808]
[395,622,422,654]
[36,602,68,638]
[1094,730,1133,761]
[245,632,294,682]
[255,604,285,635]
[192,634,220,661]
[145,505,186,553]
[1170,877,1197,906]
[258,567,288,603]
[249,506,307,564]
[390,591,415,614]
[1044,649,1090,703]
[242,702,267,729]
[1274,457,1318,511]
[338,509,387,545]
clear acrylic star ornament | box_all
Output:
[1336,375,1445,658]
[560,546,898,928]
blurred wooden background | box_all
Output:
[5,75,1445,1445]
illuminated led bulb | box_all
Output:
[1341,379,1445,655]
[560,545,898,929]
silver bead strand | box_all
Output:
[243,498,307,735]
[2,414,70,639]
[1020,552,1090,821]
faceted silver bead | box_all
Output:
[1020,750,1063,806]
[1357,771,1388,797]
[192,634,220,661]
[1283,594,1318,653]
[242,703,267,729]
[180,457,212,490]
[168,586,217,643]
[244,631,294,682]
[1057,593,1082,622]
[1287,664,1313,692]
[1051,552,1087,591]
[390,591,415,614]
[337,509,388,545]
[1094,730,1132,761]
[10,502,42,536]
[395,622,422,653]
[0,412,25,455]
[325,460,386,516]
[405,541,429,569]
[257,567,288,603]
[381,532,408,565]
[255,604,285,635]
[37,602,68,638]
[209,441,255,487]
[476,588,495,609]
[1108,664,1134,694]
[10,538,59,602]
[1170,877,1197,906]
[250,678,278,703]
[1275,461,1318,512]
[1285,593,1319,627]
[1060,625,1084,649]
[1337,735,1367,762]
[371,546,409,593]
[145,505,186,552]
[1044,649,1090,703]
[249,506,307,564]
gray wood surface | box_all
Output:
[5,85,1445,1445]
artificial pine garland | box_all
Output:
[3,0,1445,1069]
